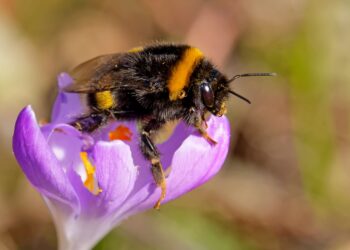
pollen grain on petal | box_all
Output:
[80,152,102,195]
[109,125,133,141]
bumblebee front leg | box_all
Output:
[188,111,217,145]
[197,125,217,145]
[140,121,166,209]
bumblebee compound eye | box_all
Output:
[200,82,214,108]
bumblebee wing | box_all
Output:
[63,53,123,93]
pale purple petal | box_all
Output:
[42,124,94,215]
[45,124,90,173]
[165,116,230,197]
[65,140,138,217]
[13,106,78,207]
[93,141,137,212]
[85,141,138,214]
[51,73,85,124]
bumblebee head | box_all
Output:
[198,67,276,117]
[198,70,229,117]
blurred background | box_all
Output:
[1,0,350,249]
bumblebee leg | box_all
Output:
[188,112,217,145]
[197,125,217,145]
[202,119,208,129]
[140,121,166,209]
[70,112,108,132]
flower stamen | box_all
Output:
[109,125,132,141]
[80,152,102,195]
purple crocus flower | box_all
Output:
[12,73,230,250]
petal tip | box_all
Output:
[22,104,34,114]
[57,72,73,89]
[15,105,36,128]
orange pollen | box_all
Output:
[109,125,133,141]
[80,152,102,195]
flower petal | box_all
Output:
[13,106,78,207]
[51,73,85,124]
[165,116,230,198]
[93,141,138,210]
[67,140,138,217]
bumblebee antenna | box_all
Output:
[228,72,276,83]
[227,72,276,104]
[228,90,251,104]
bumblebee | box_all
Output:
[63,43,275,209]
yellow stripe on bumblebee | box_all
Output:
[168,47,203,101]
